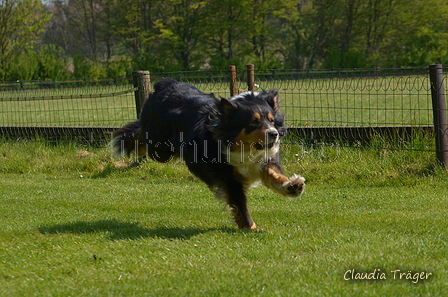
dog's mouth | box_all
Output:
[254,142,276,150]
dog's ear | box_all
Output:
[219,97,236,113]
[266,89,280,113]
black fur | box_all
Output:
[111,78,305,229]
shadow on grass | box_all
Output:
[39,219,235,241]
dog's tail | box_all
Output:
[109,120,146,158]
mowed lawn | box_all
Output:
[0,142,447,296]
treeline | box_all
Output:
[1,0,447,81]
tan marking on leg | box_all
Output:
[267,168,289,184]
[263,165,305,198]
[250,223,259,230]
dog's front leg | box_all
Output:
[214,177,257,230]
[225,183,257,230]
[261,161,305,199]
[194,163,258,230]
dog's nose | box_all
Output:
[267,130,279,141]
[268,130,278,137]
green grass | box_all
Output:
[0,76,434,128]
[0,141,447,296]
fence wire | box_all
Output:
[164,68,439,151]
[0,77,136,128]
[0,68,446,152]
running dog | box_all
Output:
[110,78,305,229]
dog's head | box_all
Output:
[209,89,286,158]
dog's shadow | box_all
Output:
[39,219,234,241]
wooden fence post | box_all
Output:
[228,65,237,97]
[429,64,448,167]
[247,64,255,92]
[132,70,151,118]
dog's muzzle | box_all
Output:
[254,129,279,150]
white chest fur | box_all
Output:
[226,143,279,187]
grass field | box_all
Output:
[0,76,434,128]
[0,141,447,296]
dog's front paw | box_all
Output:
[281,174,305,199]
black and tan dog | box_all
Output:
[111,78,305,229]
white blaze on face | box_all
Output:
[229,91,260,101]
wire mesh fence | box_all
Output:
[252,69,437,153]
[150,67,440,152]
[0,77,136,128]
[0,67,446,155]
[262,73,432,127]
[150,67,434,127]
[0,77,137,142]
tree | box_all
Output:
[153,0,207,70]
[0,0,51,80]
[277,0,312,68]
[370,0,448,67]
[248,0,292,68]
[200,0,271,68]
[3,0,448,80]
[106,0,155,57]
[55,0,106,60]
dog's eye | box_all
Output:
[268,117,274,123]
[250,118,260,126]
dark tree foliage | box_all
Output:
[1,0,447,80]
